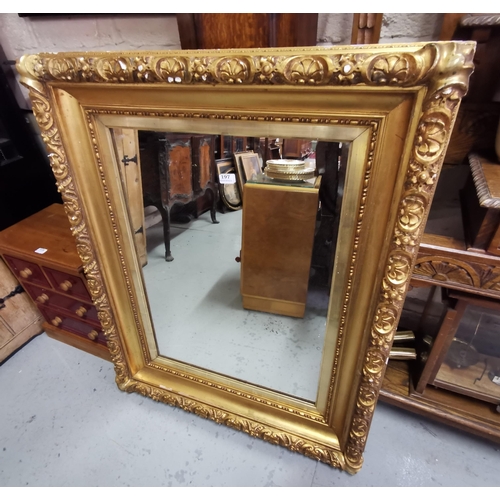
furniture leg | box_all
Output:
[156,203,173,262]
[209,186,219,224]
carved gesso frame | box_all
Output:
[17,42,474,474]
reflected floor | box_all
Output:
[142,210,327,401]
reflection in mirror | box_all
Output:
[112,129,349,402]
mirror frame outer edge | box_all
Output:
[16,42,475,474]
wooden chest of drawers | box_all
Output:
[0,204,110,361]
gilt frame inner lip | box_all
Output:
[16,42,475,473]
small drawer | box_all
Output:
[40,305,106,345]
[24,283,100,325]
[3,255,51,288]
[42,267,91,301]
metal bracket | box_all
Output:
[0,285,24,310]
[121,154,137,167]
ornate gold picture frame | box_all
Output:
[17,42,474,473]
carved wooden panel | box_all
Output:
[412,238,500,299]
[166,140,193,199]
[198,140,211,191]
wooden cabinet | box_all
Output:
[176,14,318,50]
[240,177,321,318]
[0,204,110,361]
[139,132,219,261]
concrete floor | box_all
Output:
[1,333,499,486]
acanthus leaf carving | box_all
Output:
[414,110,451,163]
[47,57,79,81]
[413,259,477,286]
[373,305,398,336]
[95,57,132,83]
[155,57,189,83]
[16,42,472,91]
[283,55,329,85]
[386,252,412,285]
[364,349,387,376]
[398,193,428,233]
[363,44,437,86]
[214,57,253,84]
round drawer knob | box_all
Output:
[36,293,49,304]
[51,316,62,327]
[20,268,33,279]
[87,330,99,341]
[75,306,87,317]
[59,280,73,291]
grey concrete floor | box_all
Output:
[1,333,499,486]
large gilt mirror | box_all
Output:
[17,42,474,473]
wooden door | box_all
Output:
[112,128,147,267]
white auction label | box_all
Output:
[34,248,48,254]
[219,173,236,184]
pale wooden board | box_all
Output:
[111,128,147,266]
[0,258,43,360]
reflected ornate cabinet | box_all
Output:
[0,204,110,361]
[139,132,218,261]
[241,176,321,318]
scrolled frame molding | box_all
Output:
[17,42,474,474]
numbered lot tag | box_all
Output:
[219,173,236,184]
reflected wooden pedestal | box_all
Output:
[240,178,320,318]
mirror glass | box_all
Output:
[112,128,349,402]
